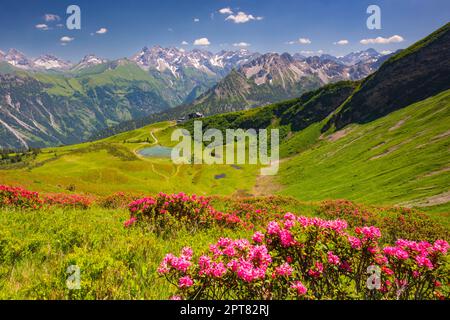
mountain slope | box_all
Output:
[181,52,376,115]
[279,89,450,210]
[325,22,450,131]
[0,61,172,148]
[182,81,358,141]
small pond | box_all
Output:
[137,146,173,158]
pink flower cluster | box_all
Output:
[0,185,42,209]
[252,232,265,243]
[291,281,308,296]
[179,276,194,288]
[42,193,93,209]
[297,216,348,233]
[0,185,94,210]
[274,263,293,277]
[381,238,449,272]
[207,237,272,282]
[126,193,253,232]
[327,251,341,265]
[124,217,137,228]
[198,255,227,278]
[308,261,324,278]
[158,247,193,275]
[159,212,449,300]
[355,226,382,241]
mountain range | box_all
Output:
[188,23,449,142]
[89,48,393,140]
[0,46,392,149]
[0,47,385,73]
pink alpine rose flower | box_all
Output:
[275,263,293,277]
[291,281,308,296]
[252,232,265,244]
[327,251,340,265]
[179,276,194,288]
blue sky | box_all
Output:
[0,0,449,62]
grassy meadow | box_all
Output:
[0,121,259,196]
[0,206,248,299]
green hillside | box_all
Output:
[181,81,358,155]
[278,89,450,211]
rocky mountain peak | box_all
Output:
[33,54,73,70]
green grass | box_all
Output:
[0,206,253,299]
[32,73,85,96]
[278,89,450,212]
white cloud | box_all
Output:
[300,50,324,56]
[298,38,311,44]
[60,36,74,43]
[35,24,49,31]
[95,27,108,34]
[219,7,233,15]
[194,18,200,22]
[380,50,393,55]
[334,39,349,45]
[56,23,64,28]
[360,35,404,45]
[181,41,189,45]
[233,42,251,47]
[193,37,210,46]
[44,14,60,22]
[286,38,311,45]
[225,11,263,24]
